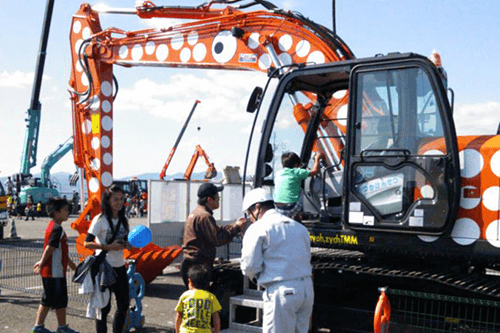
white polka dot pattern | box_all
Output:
[486,220,500,248]
[89,178,99,193]
[451,218,480,246]
[491,150,500,177]
[482,187,500,211]
[459,149,484,178]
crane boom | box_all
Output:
[159,100,201,179]
[40,137,74,187]
[20,0,55,175]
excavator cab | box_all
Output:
[250,53,460,236]
[345,59,460,234]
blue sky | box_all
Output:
[1,0,499,179]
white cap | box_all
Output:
[242,188,274,212]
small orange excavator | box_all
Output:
[183,145,217,181]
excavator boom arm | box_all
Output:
[135,1,242,19]
[68,0,354,249]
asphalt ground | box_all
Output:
[0,216,182,333]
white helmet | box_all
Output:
[242,188,273,212]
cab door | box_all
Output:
[344,59,460,234]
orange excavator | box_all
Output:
[183,145,217,181]
[68,2,500,331]
[68,0,353,283]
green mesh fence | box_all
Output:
[383,288,500,333]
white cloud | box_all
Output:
[240,123,253,134]
[276,117,294,129]
[0,70,51,89]
[114,71,267,123]
[1,71,31,88]
[453,102,500,135]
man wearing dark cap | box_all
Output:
[180,183,248,288]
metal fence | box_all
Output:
[383,288,500,333]
[0,236,242,302]
[0,240,90,303]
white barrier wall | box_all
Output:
[147,179,250,259]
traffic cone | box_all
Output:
[10,219,20,239]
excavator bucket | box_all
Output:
[76,233,182,284]
[75,233,95,260]
[205,165,217,179]
[125,243,182,284]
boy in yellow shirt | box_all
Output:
[175,265,221,333]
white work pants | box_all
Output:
[262,276,314,333]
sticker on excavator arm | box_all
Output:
[239,54,257,63]
[91,114,100,134]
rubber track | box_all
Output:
[214,250,500,298]
[311,248,500,299]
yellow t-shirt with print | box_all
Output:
[175,289,222,333]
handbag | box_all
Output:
[72,216,122,283]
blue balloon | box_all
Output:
[128,225,152,248]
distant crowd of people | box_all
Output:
[124,190,148,218]
[3,175,81,220]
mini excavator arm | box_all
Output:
[184,145,217,180]
[69,1,354,247]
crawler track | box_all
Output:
[214,249,500,299]
[311,248,500,299]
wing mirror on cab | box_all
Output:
[247,86,263,113]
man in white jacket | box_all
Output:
[240,188,314,333]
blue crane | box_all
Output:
[12,0,64,212]
[20,0,54,176]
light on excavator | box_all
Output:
[429,49,442,67]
